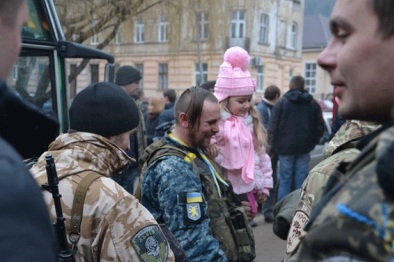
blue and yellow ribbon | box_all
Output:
[168,133,228,197]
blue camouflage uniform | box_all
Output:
[141,136,227,261]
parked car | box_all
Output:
[309,111,333,170]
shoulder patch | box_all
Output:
[187,203,202,221]
[131,224,169,262]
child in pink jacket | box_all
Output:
[209,46,273,214]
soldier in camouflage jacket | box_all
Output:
[141,87,230,261]
[287,0,394,260]
[31,82,174,262]
[285,120,379,260]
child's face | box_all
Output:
[227,95,253,117]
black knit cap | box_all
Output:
[115,65,142,86]
[69,82,140,137]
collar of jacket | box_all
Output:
[33,132,132,181]
[221,109,253,126]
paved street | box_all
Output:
[252,213,287,262]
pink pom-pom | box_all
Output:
[223,46,250,71]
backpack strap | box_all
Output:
[134,139,199,200]
[69,172,101,244]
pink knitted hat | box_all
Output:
[214,46,256,102]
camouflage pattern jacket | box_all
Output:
[141,136,228,262]
[289,123,394,261]
[136,99,148,158]
[31,132,174,262]
[286,121,379,259]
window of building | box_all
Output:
[256,65,264,92]
[279,20,286,47]
[114,31,121,44]
[231,10,245,38]
[159,63,168,90]
[195,63,208,86]
[259,13,269,44]
[135,63,144,89]
[196,12,209,40]
[90,20,99,45]
[90,64,99,84]
[135,17,144,43]
[158,15,168,42]
[289,22,297,49]
[304,62,317,94]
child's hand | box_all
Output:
[255,190,268,204]
[205,144,219,159]
[241,201,256,221]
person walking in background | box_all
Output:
[210,46,273,215]
[113,65,147,194]
[257,85,281,129]
[154,88,177,138]
[31,82,174,261]
[271,75,324,201]
[0,0,58,260]
[288,1,394,260]
[256,85,281,222]
[145,97,164,145]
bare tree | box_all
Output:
[54,0,169,82]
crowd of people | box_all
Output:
[1,0,394,261]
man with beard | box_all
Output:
[141,87,255,261]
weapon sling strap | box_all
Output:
[69,172,101,244]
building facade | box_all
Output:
[78,0,305,99]
[302,14,333,100]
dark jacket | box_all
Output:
[0,80,57,261]
[0,80,59,159]
[270,89,324,155]
[0,137,57,261]
[155,102,175,138]
[145,114,160,145]
[257,99,274,129]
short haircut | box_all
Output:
[264,85,281,100]
[369,0,394,39]
[174,87,218,130]
[0,0,25,26]
[289,75,305,90]
[163,89,177,103]
[200,80,216,93]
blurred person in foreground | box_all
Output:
[288,0,394,260]
[0,0,58,260]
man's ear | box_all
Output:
[178,112,189,129]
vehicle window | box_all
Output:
[23,0,52,42]
[7,52,56,120]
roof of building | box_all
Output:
[303,14,331,50]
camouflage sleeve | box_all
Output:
[285,148,360,260]
[95,194,175,262]
[141,156,227,262]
